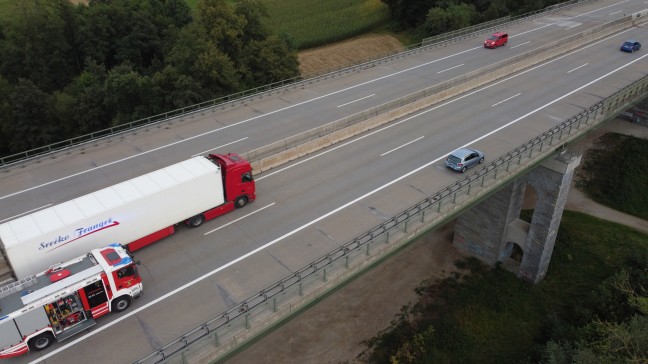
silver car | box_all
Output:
[445,148,485,173]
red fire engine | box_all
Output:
[0,244,142,358]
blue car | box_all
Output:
[620,40,641,53]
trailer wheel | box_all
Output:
[29,332,54,352]
[234,196,248,208]
[112,296,131,313]
[188,214,205,227]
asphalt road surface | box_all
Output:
[2,1,647,362]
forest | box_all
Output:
[0,0,583,158]
[0,0,299,156]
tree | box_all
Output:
[381,0,436,28]
[0,75,14,156]
[79,0,168,73]
[166,23,240,97]
[423,7,449,36]
[78,3,130,70]
[239,35,299,87]
[113,10,162,71]
[195,0,246,60]
[53,61,110,136]
[446,3,477,30]
[235,0,270,43]
[0,0,79,92]
[103,63,157,125]
[6,79,59,152]
[151,65,204,109]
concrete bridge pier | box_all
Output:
[452,150,582,283]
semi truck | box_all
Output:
[0,153,256,279]
[0,244,142,358]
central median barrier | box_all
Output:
[243,14,644,173]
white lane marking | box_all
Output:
[511,41,531,49]
[7,2,622,204]
[204,203,276,235]
[609,10,622,15]
[437,64,464,74]
[0,204,51,223]
[6,0,627,205]
[567,63,589,73]
[492,93,522,107]
[4,48,479,202]
[380,136,425,157]
[31,34,647,364]
[566,23,581,29]
[1,138,246,202]
[259,29,637,182]
[192,137,248,157]
[337,94,375,108]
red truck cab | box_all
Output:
[208,153,256,208]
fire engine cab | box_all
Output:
[0,244,142,358]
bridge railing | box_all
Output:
[420,0,600,46]
[0,0,603,171]
[243,14,634,169]
[133,71,648,364]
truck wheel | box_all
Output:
[188,214,205,227]
[29,332,54,351]
[235,196,248,209]
[112,296,131,313]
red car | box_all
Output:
[484,32,508,48]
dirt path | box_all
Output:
[226,36,648,364]
[564,119,648,234]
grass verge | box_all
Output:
[577,132,648,220]
[360,210,648,363]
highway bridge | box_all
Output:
[1,0,647,362]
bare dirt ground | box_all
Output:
[226,36,648,364]
[297,34,406,78]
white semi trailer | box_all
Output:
[0,153,255,279]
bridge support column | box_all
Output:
[452,177,526,265]
[452,150,581,283]
[519,152,581,283]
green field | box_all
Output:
[578,133,648,219]
[257,0,389,49]
[0,0,14,19]
[0,0,390,49]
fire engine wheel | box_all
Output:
[112,296,131,313]
[188,214,205,227]
[29,332,54,351]
[234,196,248,209]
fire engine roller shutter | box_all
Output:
[0,320,22,349]
[14,308,50,339]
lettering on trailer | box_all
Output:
[38,218,120,252]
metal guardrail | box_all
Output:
[133,69,648,364]
[0,0,602,171]
[420,0,599,46]
[243,14,634,168]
